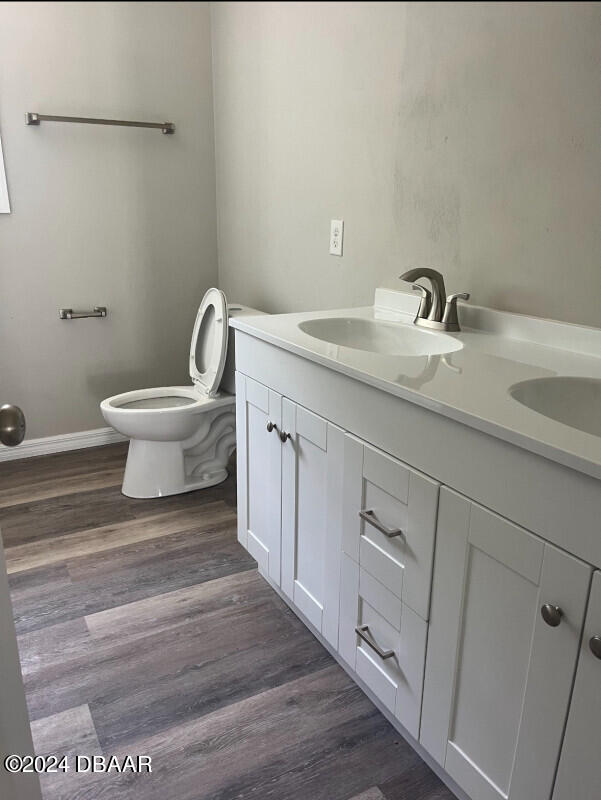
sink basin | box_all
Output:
[298,317,463,357]
[510,376,601,437]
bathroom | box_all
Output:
[0,2,600,799]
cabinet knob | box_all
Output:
[279,430,291,443]
[590,636,601,660]
[266,421,277,433]
[541,604,563,627]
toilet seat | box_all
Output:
[101,384,235,443]
[104,385,217,413]
[103,288,231,415]
[118,393,197,410]
[189,288,229,397]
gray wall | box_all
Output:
[0,2,218,438]
[3,2,600,439]
[211,2,601,326]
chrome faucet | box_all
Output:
[399,268,469,332]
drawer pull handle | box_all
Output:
[359,509,404,539]
[266,421,278,433]
[279,430,292,443]
[355,625,395,660]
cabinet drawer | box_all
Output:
[339,554,427,739]
[342,435,439,620]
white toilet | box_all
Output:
[101,288,255,499]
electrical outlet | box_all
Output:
[329,219,344,256]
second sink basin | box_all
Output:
[510,376,601,438]
[298,317,463,357]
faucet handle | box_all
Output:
[411,284,432,320]
[447,292,470,303]
[442,292,470,331]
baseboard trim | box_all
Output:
[0,427,127,462]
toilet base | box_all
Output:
[121,406,236,499]
[122,456,228,498]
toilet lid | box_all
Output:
[189,288,229,397]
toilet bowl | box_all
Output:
[101,289,257,499]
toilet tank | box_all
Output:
[221,304,267,395]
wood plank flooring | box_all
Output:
[1,443,455,800]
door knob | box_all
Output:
[266,421,278,433]
[589,636,601,660]
[279,430,291,443]
[541,604,563,627]
[0,404,26,447]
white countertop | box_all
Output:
[231,290,601,480]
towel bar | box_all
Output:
[59,306,107,320]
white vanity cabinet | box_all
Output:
[233,316,601,800]
[421,488,592,800]
[553,571,601,800]
[236,368,439,730]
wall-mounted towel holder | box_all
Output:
[26,113,175,134]
[59,306,107,320]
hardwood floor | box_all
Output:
[1,443,455,800]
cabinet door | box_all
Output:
[553,571,601,800]
[281,400,344,648]
[235,373,282,585]
[421,488,591,800]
